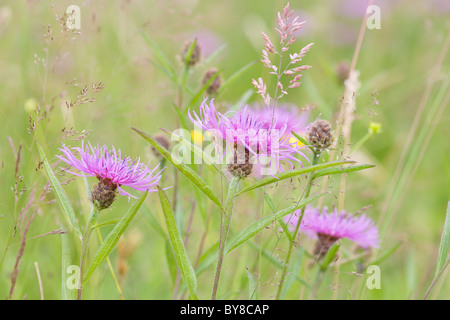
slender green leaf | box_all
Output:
[248,241,310,288]
[436,201,450,276]
[219,60,257,93]
[263,192,277,213]
[36,142,82,239]
[148,59,177,83]
[184,70,221,112]
[91,218,121,229]
[291,131,310,147]
[176,242,220,296]
[278,247,304,299]
[263,192,294,242]
[313,164,375,179]
[158,186,198,300]
[320,242,340,271]
[60,228,73,300]
[139,30,177,82]
[369,242,402,266]
[193,184,208,225]
[237,160,353,195]
[165,238,178,285]
[202,43,227,65]
[247,268,258,300]
[160,128,224,177]
[195,242,219,276]
[132,127,225,212]
[170,103,191,131]
[233,89,254,110]
[225,193,326,255]
[141,203,166,238]
[183,37,197,67]
[82,191,148,286]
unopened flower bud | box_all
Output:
[307,119,333,150]
[202,68,221,95]
[151,133,171,159]
[227,146,253,179]
[91,178,118,211]
[182,39,201,67]
[314,233,339,259]
[336,60,350,84]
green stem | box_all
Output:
[276,150,321,299]
[77,208,100,300]
[95,228,124,300]
[211,176,240,300]
[309,267,325,299]
[349,131,373,155]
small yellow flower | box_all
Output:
[191,130,204,145]
[369,122,382,134]
[289,136,305,148]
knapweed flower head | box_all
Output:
[188,99,308,177]
[306,119,333,151]
[182,38,201,67]
[150,133,171,160]
[57,141,164,209]
[284,205,379,257]
[202,68,222,95]
[252,103,310,137]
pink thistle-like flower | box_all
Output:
[284,205,379,255]
[57,141,164,200]
[252,103,310,137]
[188,99,307,176]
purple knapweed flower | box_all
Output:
[284,205,379,256]
[252,103,310,137]
[57,141,164,209]
[188,99,307,177]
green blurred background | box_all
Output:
[0,0,449,299]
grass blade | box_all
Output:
[91,218,121,229]
[139,30,177,83]
[369,242,402,266]
[82,191,148,286]
[184,70,221,112]
[158,186,198,300]
[320,242,340,271]
[183,37,197,67]
[36,142,82,240]
[132,127,225,212]
[141,203,166,239]
[170,103,191,130]
[246,268,258,300]
[312,164,375,179]
[202,43,227,65]
[237,160,353,195]
[278,247,305,299]
[60,228,74,300]
[436,201,450,276]
[248,241,310,288]
[225,192,326,255]
[291,131,310,148]
[161,128,224,177]
[218,60,257,94]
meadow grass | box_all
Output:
[0,0,449,300]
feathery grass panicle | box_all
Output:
[252,2,314,105]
